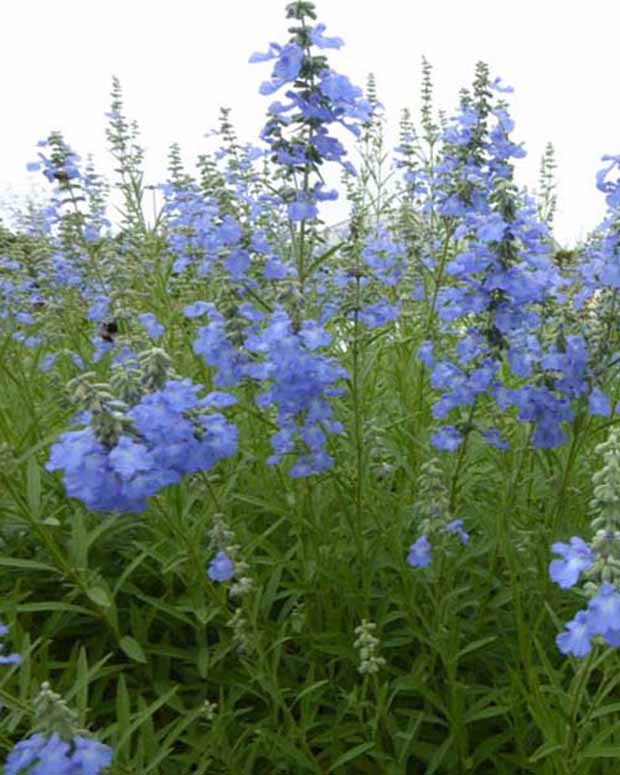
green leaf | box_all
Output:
[252,729,321,773]
[295,679,329,703]
[119,635,147,663]
[197,645,209,679]
[529,741,564,762]
[26,456,41,518]
[115,686,179,752]
[86,586,112,608]
[75,647,89,726]
[329,742,375,771]
[456,635,497,660]
[588,701,620,720]
[464,705,509,723]
[0,557,58,573]
[583,745,620,758]
[426,735,454,774]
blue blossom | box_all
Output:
[4,733,113,775]
[243,307,346,477]
[317,71,371,127]
[207,550,235,582]
[589,387,611,417]
[309,23,344,49]
[4,734,48,775]
[430,425,464,452]
[253,7,369,226]
[193,309,251,387]
[224,248,251,280]
[361,229,404,287]
[137,313,164,339]
[549,537,593,589]
[254,42,304,96]
[70,737,114,775]
[417,341,434,369]
[40,353,57,373]
[483,428,510,450]
[108,436,154,481]
[47,379,238,513]
[0,620,21,665]
[407,536,432,568]
[299,320,331,350]
[288,197,318,222]
[556,611,593,657]
[586,582,620,636]
[596,154,620,207]
[358,300,400,328]
[183,301,212,319]
[444,519,469,545]
[491,76,514,93]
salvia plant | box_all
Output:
[4,1,620,772]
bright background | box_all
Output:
[2,0,618,246]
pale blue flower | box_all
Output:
[549,537,593,589]
[207,550,235,582]
[407,536,432,568]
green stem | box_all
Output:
[551,409,589,533]
[448,402,477,513]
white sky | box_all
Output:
[1,0,618,247]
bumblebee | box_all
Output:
[99,320,118,343]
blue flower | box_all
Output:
[587,582,620,635]
[491,76,514,93]
[556,610,593,657]
[358,300,400,328]
[108,436,154,481]
[549,537,593,589]
[47,378,237,513]
[225,248,251,280]
[4,734,48,775]
[299,320,331,350]
[430,425,464,452]
[207,550,235,582]
[137,313,164,339]
[4,733,113,775]
[417,341,434,369]
[309,23,344,49]
[183,301,212,318]
[589,387,611,417]
[70,737,113,775]
[407,536,432,568]
[444,519,469,545]
[243,307,346,477]
[26,733,71,775]
[0,619,21,666]
[317,72,371,128]
[257,42,304,96]
[288,197,318,222]
[483,428,510,450]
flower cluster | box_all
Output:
[4,682,113,775]
[250,1,371,221]
[409,72,607,452]
[4,733,112,775]
[47,372,237,513]
[353,620,386,675]
[243,307,346,476]
[206,513,253,598]
[406,459,469,568]
[550,429,620,657]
